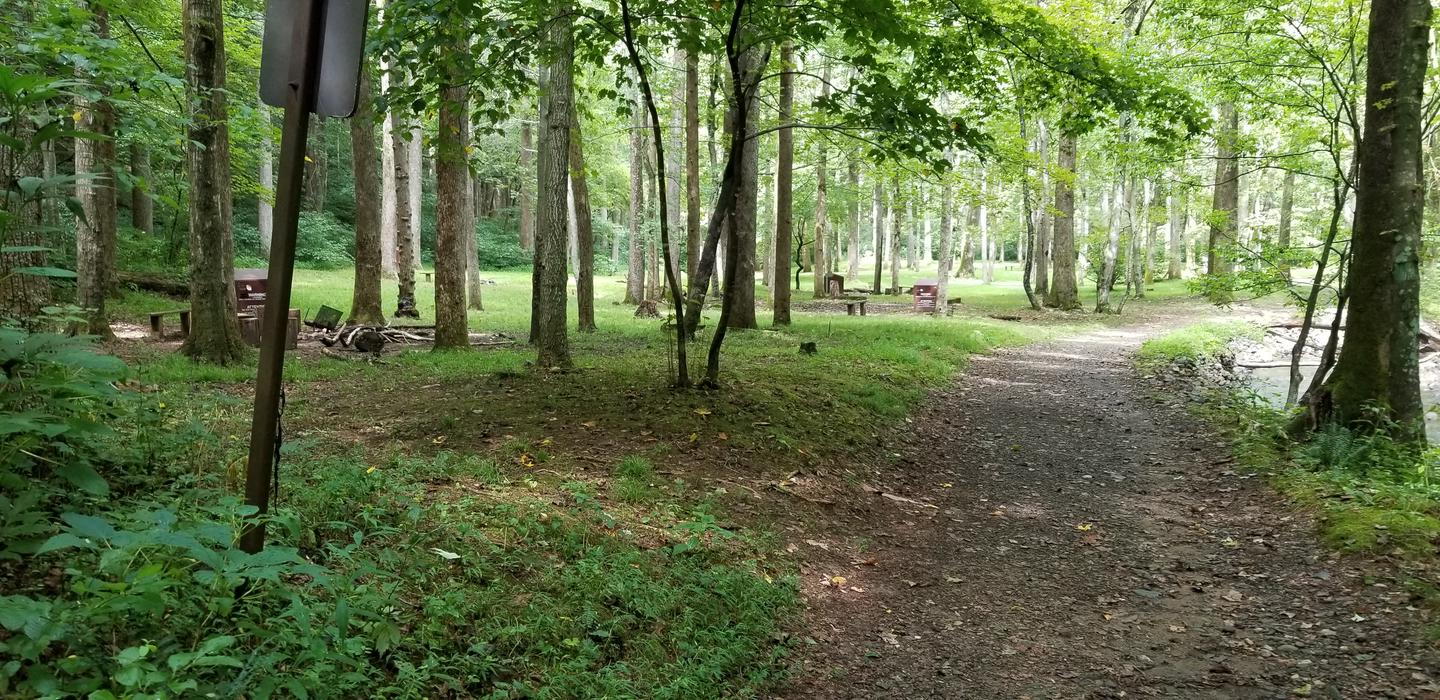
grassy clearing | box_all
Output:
[6,265,1200,696]
[1135,319,1263,368]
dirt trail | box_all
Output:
[782,324,1439,699]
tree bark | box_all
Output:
[772,42,794,325]
[625,96,646,304]
[433,57,470,349]
[379,33,397,278]
[1166,181,1184,280]
[533,3,574,367]
[130,142,153,234]
[180,0,244,363]
[727,40,762,330]
[1207,102,1239,294]
[467,167,483,311]
[872,179,885,293]
[1095,179,1123,313]
[349,68,385,325]
[1046,133,1080,309]
[1319,0,1431,443]
[257,103,274,258]
[519,120,535,251]
[889,177,902,294]
[847,160,860,282]
[570,101,596,332]
[685,44,701,284]
[74,2,117,338]
[408,126,422,268]
[1277,169,1295,280]
[392,118,418,318]
[936,174,955,315]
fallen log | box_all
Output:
[117,272,188,297]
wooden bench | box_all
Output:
[149,309,191,338]
[844,299,868,316]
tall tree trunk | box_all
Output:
[665,51,683,289]
[847,160,860,282]
[180,0,243,363]
[257,103,274,258]
[467,167,484,311]
[889,176,902,293]
[379,36,397,278]
[625,97,646,304]
[1033,122,1051,298]
[570,101,596,332]
[872,179,885,293]
[936,174,954,315]
[130,142,153,234]
[74,2,117,338]
[1277,169,1295,280]
[960,201,975,277]
[1207,102,1239,295]
[726,41,761,330]
[519,121,535,251]
[685,44,701,284]
[304,115,327,211]
[980,175,993,284]
[392,120,418,318]
[1319,0,1431,443]
[434,56,470,350]
[1095,179,1123,313]
[1166,181,1183,280]
[408,126,422,268]
[772,42,794,325]
[349,69,385,325]
[1047,133,1080,309]
[905,197,918,271]
[534,5,573,367]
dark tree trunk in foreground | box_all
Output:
[727,41,762,330]
[75,3,117,338]
[772,42,794,325]
[349,69,385,325]
[534,3,574,367]
[392,119,419,318]
[1207,102,1239,296]
[434,65,470,350]
[1047,133,1080,309]
[1317,0,1431,444]
[570,101,596,332]
[181,0,244,363]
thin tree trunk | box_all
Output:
[379,25,397,278]
[936,172,955,315]
[257,103,274,258]
[467,168,484,311]
[1319,0,1430,442]
[534,4,573,367]
[180,0,244,363]
[1207,102,1239,292]
[1277,169,1295,280]
[74,2,117,338]
[625,95,646,304]
[349,68,385,325]
[1166,181,1183,280]
[570,101,596,332]
[408,126,422,268]
[433,60,470,349]
[847,160,860,282]
[1095,178,1123,313]
[872,179,884,294]
[1047,134,1079,309]
[392,118,418,318]
[889,176,902,294]
[772,42,794,325]
[519,120,534,251]
[685,44,701,284]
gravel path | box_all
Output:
[782,325,1439,699]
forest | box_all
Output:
[3,0,1440,696]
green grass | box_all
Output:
[1135,320,1264,368]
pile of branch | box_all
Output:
[317,325,435,350]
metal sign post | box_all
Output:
[242,0,367,554]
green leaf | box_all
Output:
[37,533,95,553]
[55,462,108,495]
[61,512,115,540]
[17,176,42,197]
[12,266,77,279]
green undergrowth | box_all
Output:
[1,329,797,698]
[1135,319,1263,368]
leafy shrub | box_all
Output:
[476,217,530,270]
[233,213,353,269]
